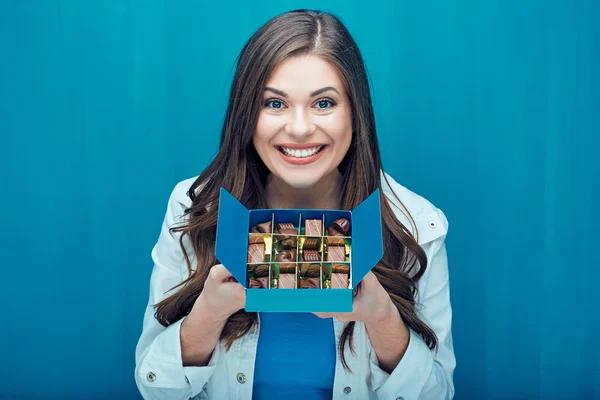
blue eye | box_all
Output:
[316,99,335,109]
[266,100,284,109]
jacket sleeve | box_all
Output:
[134,181,222,400]
[370,208,456,400]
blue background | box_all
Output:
[1,1,598,399]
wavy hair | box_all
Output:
[154,9,437,371]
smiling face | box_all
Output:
[253,54,353,190]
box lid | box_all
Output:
[215,188,250,285]
[350,188,384,287]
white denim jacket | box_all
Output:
[135,171,456,400]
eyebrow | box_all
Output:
[264,86,340,98]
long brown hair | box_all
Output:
[154,9,437,371]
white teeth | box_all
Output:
[281,146,323,158]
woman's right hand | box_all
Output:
[180,264,245,366]
[190,264,246,324]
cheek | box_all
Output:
[254,114,279,147]
[325,111,352,147]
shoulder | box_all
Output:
[169,175,199,210]
[380,170,448,246]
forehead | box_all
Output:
[265,54,345,95]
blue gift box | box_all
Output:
[215,188,383,312]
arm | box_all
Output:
[370,210,456,400]
[134,181,223,400]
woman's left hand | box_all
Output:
[314,271,400,326]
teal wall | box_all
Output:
[1,1,598,399]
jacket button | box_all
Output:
[343,386,352,394]
[236,373,247,384]
[146,372,156,382]
[429,221,436,229]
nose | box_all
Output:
[285,108,316,138]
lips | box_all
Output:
[274,143,329,165]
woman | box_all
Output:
[135,9,455,400]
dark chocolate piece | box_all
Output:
[305,219,322,236]
[332,218,350,235]
[249,279,262,288]
[275,249,297,262]
[279,228,298,235]
[326,237,345,246]
[256,276,269,288]
[247,243,265,263]
[299,277,321,289]
[278,222,295,230]
[327,227,344,236]
[249,234,265,244]
[331,264,350,274]
[278,264,297,274]
[302,250,320,262]
[300,263,321,278]
[257,221,272,234]
[277,222,298,235]
[254,264,270,278]
[327,246,346,262]
[280,237,297,249]
[303,238,319,250]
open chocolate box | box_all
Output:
[215,188,383,312]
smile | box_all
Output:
[277,145,326,158]
[274,143,329,165]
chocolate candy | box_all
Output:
[255,277,269,288]
[331,264,350,274]
[249,234,265,244]
[331,273,348,288]
[277,222,298,235]
[302,250,320,262]
[299,264,321,288]
[278,264,297,274]
[254,264,270,278]
[278,264,297,288]
[302,238,319,250]
[257,221,272,234]
[249,279,262,288]
[332,218,350,235]
[327,227,344,236]
[327,246,345,262]
[250,227,259,233]
[299,277,321,289]
[280,237,297,249]
[300,263,321,277]
[305,219,322,236]
[330,264,349,288]
[275,249,297,262]
[247,243,265,263]
[278,274,297,289]
[326,237,345,246]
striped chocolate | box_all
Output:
[305,219,322,236]
[326,245,346,262]
[247,243,265,263]
[331,273,349,288]
[303,237,319,250]
[302,250,320,262]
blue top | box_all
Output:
[252,312,336,399]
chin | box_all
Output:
[274,170,327,190]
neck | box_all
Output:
[265,170,343,210]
